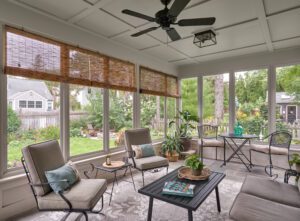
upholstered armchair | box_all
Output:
[21,140,107,221]
[124,128,169,186]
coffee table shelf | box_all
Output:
[138,166,225,221]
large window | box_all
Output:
[203,74,229,133]
[235,69,268,135]
[181,78,198,136]
[276,65,300,145]
[167,97,176,135]
[7,76,60,168]
[69,85,103,156]
[109,90,133,149]
[141,94,165,140]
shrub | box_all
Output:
[70,118,87,130]
[70,128,82,137]
[38,126,60,140]
[8,107,21,133]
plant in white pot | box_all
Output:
[289,153,300,173]
[185,154,205,176]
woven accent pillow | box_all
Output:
[132,143,155,159]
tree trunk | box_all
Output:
[214,75,224,125]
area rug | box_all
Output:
[15,164,244,221]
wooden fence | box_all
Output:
[18,111,88,130]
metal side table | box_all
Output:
[88,161,136,205]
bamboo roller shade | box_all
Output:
[140,66,179,98]
[4,26,137,92]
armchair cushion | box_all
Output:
[199,139,224,147]
[22,140,65,196]
[133,156,169,170]
[241,175,300,208]
[45,164,78,193]
[125,128,152,158]
[250,144,288,155]
[132,143,155,159]
[37,179,107,210]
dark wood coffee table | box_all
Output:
[138,166,225,221]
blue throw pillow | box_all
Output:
[45,164,77,194]
[140,143,155,157]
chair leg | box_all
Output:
[223,146,226,166]
[166,166,169,174]
[142,171,145,186]
[82,211,88,221]
[249,149,252,166]
[215,147,218,160]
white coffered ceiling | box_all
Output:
[9,0,300,67]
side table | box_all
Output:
[284,169,300,183]
[88,161,136,205]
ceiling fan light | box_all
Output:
[193,30,217,48]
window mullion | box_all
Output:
[229,71,235,133]
[268,65,276,134]
[61,83,69,161]
[103,88,109,152]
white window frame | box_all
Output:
[35,101,42,108]
[27,100,35,108]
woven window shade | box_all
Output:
[4,26,136,92]
[166,76,179,97]
[4,26,63,82]
[108,58,136,91]
[140,66,179,97]
[68,47,108,87]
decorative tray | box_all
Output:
[102,161,125,168]
[178,167,211,181]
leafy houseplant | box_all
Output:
[162,133,183,162]
[185,154,205,176]
[169,110,198,151]
[289,153,300,173]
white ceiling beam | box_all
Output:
[67,0,114,23]
[253,0,274,51]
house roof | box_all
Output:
[276,92,295,104]
[7,77,53,100]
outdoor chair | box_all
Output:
[21,140,107,221]
[249,131,292,177]
[197,124,225,163]
[124,128,169,186]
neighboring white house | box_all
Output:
[7,77,54,112]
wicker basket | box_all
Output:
[178,167,211,181]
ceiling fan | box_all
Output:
[122,0,216,41]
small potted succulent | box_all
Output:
[185,154,205,176]
[289,153,300,173]
[162,133,183,162]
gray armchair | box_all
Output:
[21,140,107,221]
[124,128,169,186]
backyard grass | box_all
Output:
[8,137,116,168]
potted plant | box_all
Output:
[169,110,198,151]
[185,154,205,176]
[289,153,300,173]
[162,133,183,162]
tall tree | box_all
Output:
[214,75,224,124]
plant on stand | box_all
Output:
[185,154,205,176]
[289,153,300,182]
[162,132,183,162]
[169,110,198,151]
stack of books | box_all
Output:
[162,181,195,197]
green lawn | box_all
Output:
[8,137,116,168]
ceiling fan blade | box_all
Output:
[131,27,159,37]
[122,9,155,22]
[168,0,191,17]
[178,17,216,26]
[166,28,181,41]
